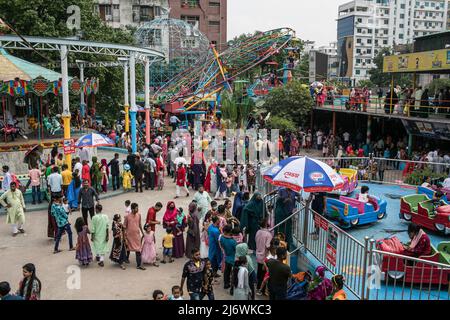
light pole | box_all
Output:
[144,58,151,145]
[129,52,137,153]
[118,57,130,134]
[61,45,72,169]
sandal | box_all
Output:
[53,250,62,254]
[120,265,126,270]
[153,263,160,267]
[137,266,146,270]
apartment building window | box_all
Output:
[367,39,372,44]
[209,1,220,6]
[181,0,200,8]
[98,4,114,21]
[132,6,140,22]
[357,38,362,43]
[181,15,200,27]
[113,4,120,22]
[399,33,404,39]
[140,6,154,22]
[208,20,220,26]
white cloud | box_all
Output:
[228,0,345,46]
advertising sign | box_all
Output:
[383,49,450,73]
[326,226,338,267]
[63,139,75,155]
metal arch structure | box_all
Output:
[153,27,296,111]
[0,35,166,157]
[0,35,165,62]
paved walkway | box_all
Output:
[0,177,254,300]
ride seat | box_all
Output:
[437,242,450,265]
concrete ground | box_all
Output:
[0,176,248,300]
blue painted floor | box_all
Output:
[344,183,448,247]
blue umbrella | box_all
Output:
[75,133,114,148]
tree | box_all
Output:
[262,80,313,127]
[428,78,450,96]
[369,47,412,88]
[220,81,255,129]
[0,0,138,121]
[266,116,296,132]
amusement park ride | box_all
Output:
[152,28,297,114]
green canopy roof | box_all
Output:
[0,48,64,82]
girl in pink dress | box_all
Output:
[141,224,158,266]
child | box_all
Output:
[152,290,167,300]
[141,224,158,267]
[91,204,109,267]
[62,197,70,215]
[231,225,244,244]
[175,208,186,236]
[124,200,131,216]
[157,167,164,191]
[358,186,370,203]
[168,285,183,300]
[122,164,133,191]
[201,259,215,300]
[75,217,93,266]
[161,228,174,264]
[175,163,189,198]
[200,218,210,259]
[257,241,278,296]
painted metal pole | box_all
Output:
[144,58,151,145]
[390,74,394,114]
[408,133,413,157]
[332,111,336,136]
[61,45,72,169]
[123,61,130,133]
[366,115,372,145]
[79,62,85,120]
[129,52,137,153]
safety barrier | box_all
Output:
[316,156,450,186]
[316,95,450,119]
[369,244,450,300]
[263,182,450,300]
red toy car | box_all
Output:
[376,237,450,285]
[400,194,450,235]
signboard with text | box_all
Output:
[63,139,75,155]
[326,226,338,267]
[383,49,450,73]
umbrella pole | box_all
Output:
[2,95,6,142]
[302,193,314,252]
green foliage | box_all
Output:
[358,79,374,89]
[404,167,448,186]
[369,47,412,88]
[0,0,138,121]
[427,78,450,96]
[266,116,296,132]
[263,80,313,126]
[220,81,255,129]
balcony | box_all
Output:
[181,0,200,8]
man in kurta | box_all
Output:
[193,185,212,221]
[91,204,109,267]
[0,182,26,236]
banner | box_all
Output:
[383,49,450,73]
[63,139,76,155]
[401,119,450,141]
[326,226,338,267]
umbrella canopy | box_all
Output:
[310,81,323,89]
[75,133,114,148]
[263,156,344,193]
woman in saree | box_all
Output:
[67,170,82,210]
[109,214,128,270]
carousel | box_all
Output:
[0,48,99,152]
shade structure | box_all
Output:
[75,133,114,148]
[263,156,345,193]
[0,48,64,82]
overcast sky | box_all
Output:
[228,0,345,46]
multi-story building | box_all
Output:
[337,0,449,82]
[95,0,167,29]
[95,0,227,52]
[168,0,227,52]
